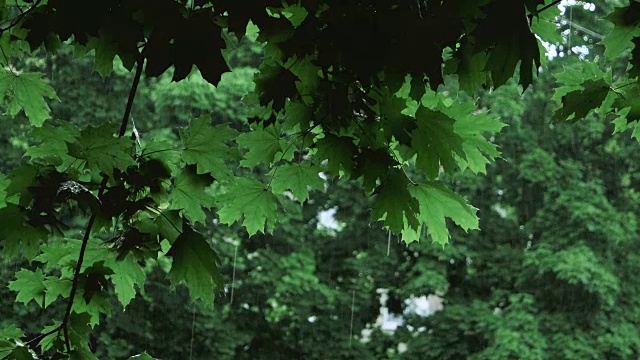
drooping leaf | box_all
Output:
[105,254,146,307]
[315,134,356,177]
[167,225,223,304]
[601,3,640,59]
[445,45,490,95]
[168,167,216,225]
[85,31,118,77]
[412,106,465,178]
[180,116,239,180]
[472,0,542,89]
[353,148,397,192]
[72,289,111,326]
[554,79,610,121]
[408,182,479,245]
[371,169,419,234]
[270,163,324,202]
[0,205,48,260]
[67,312,96,354]
[217,177,278,235]
[0,70,59,126]
[453,108,505,174]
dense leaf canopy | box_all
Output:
[1,0,639,358]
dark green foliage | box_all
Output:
[0,0,639,358]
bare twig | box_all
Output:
[0,0,42,35]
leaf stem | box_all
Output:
[266,123,320,188]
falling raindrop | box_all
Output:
[230,243,238,304]
[349,289,356,346]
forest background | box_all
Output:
[2,0,640,359]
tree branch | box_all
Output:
[60,53,145,354]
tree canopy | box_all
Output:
[1,0,640,358]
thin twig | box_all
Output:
[266,123,320,188]
[536,0,562,15]
[119,55,145,137]
[61,212,98,352]
[0,0,42,35]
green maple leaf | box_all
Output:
[552,62,608,101]
[412,106,465,178]
[168,167,215,224]
[72,291,112,326]
[180,116,239,180]
[354,148,396,192]
[315,134,356,177]
[67,122,135,176]
[43,276,72,308]
[0,325,23,340]
[105,254,146,307]
[376,89,417,144]
[35,238,111,277]
[602,4,640,59]
[0,205,47,260]
[167,226,223,304]
[8,269,46,307]
[612,83,640,122]
[85,31,117,77]
[0,326,24,358]
[217,177,278,235]
[36,239,77,274]
[270,163,325,202]
[3,164,37,208]
[283,99,311,130]
[554,79,610,120]
[453,108,505,174]
[0,70,59,126]
[371,169,419,234]
[445,43,490,94]
[236,123,285,167]
[406,182,479,245]
[67,312,96,352]
[25,122,80,162]
[472,0,541,89]
[530,5,563,45]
